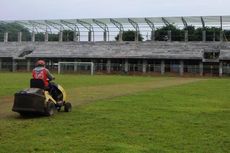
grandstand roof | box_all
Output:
[1,16,230,32]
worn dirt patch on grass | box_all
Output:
[0,77,203,119]
[67,78,203,106]
[0,96,14,118]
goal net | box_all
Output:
[58,62,94,75]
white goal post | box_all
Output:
[58,62,94,75]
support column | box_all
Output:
[202,30,206,42]
[135,31,139,42]
[103,31,107,42]
[161,60,165,75]
[184,30,188,42]
[48,60,52,70]
[137,60,142,72]
[88,31,92,42]
[0,58,2,70]
[74,59,78,72]
[219,61,223,77]
[220,30,224,42]
[142,59,147,73]
[106,59,111,73]
[73,32,77,42]
[213,32,216,42]
[199,62,203,76]
[119,31,123,42]
[12,59,16,72]
[31,31,35,42]
[168,30,171,42]
[18,32,22,42]
[124,59,129,73]
[180,60,184,76]
[59,31,63,42]
[90,59,96,72]
[73,31,79,42]
[151,30,155,41]
[4,32,8,43]
[45,32,49,42]
[27,59,31,72]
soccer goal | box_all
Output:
[58,62,94,75]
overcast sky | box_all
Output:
[0,0,229,20]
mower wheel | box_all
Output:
[64,102,72,112]
[57,107,61,112]
[45,101,55,116]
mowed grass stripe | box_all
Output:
[0,73,156,97]
[0,73,158,117]
[68,77,202,106]
[0,75,201,118]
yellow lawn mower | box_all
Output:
[12,79,72,116]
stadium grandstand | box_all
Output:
[1,16,230,76]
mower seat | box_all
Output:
[30,79,45,89]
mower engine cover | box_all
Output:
[12,88,46,114]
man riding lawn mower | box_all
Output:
[12,60,72,116]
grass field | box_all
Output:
[0,73,229,153]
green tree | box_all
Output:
[34,30,74,42]
[35,32,45,42]
[63,30,74,41]
[224,30,230,41]
[0,23,31,41]
[184,26,222,41]
[49,33,59,41]
[155,24,184,41]
[115,30,143,41]
[184,26,202,41]
[205,27,221,41]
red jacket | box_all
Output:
[32,67,50,87]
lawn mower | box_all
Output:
[12,79,72,116]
